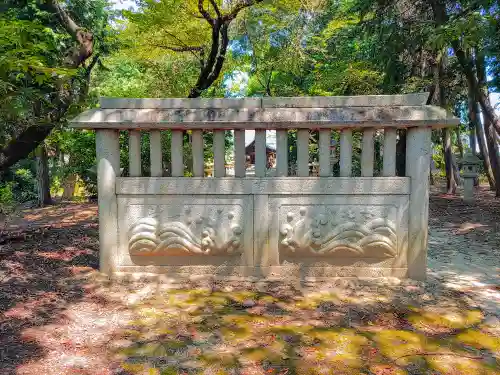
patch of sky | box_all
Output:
[112,0,137,11]
[230,37,252,57]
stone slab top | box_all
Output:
[99,93,431,109]
[71,93,459,129]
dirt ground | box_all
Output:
[0,186,499,375]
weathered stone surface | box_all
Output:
[261,92,429,107]
[262,195,409,277]
[72,94,459,280]
[116,177,411,196]
[117,196,253,269]
[100,93,429,109]
[99,97,262,109]
[406,127,432,280]
[460,152,481,203]
[70,106,458,129]
[96,130,120,274]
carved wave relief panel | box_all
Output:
[128,205,243,256]
[279,205,398,258]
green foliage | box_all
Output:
[93,53,199,98]
[3,0,498,203]
[0,159,38,209]
[0,16,74,148]
[0,182,14,214]
[12,167,38,202]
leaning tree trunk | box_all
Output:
[476,51,500,194]
[484,119,500,197]
[429,0,500,138]
[468,83,494,188]
[0,0,96,174]
[468,87,495,191]
[433,49,457,194]
[36,143,52,207]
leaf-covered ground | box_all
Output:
[0,188,499,375]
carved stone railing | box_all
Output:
[70,94,458,281]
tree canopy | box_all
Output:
[1,0,500,208]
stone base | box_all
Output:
[111,265,408,282]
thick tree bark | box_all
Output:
[0,124,55,174]
[36,143,52,207]
[44,0,93,68]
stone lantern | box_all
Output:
[460,152,481,203]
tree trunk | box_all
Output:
[432,48,457,194]
[429,0,500,138]
[396,129,406,177]
[36,143,52,207]
[455,45,500,138]
[455,127,464,158]
[468,74,494,188]
[468,83,486,186]
[62,173,77,199]
[475,114,495,189]
[442,128,458,194]
[484,119,500,197]
[476,51,500,194]
[469,124,477,155]
[0,2,98,174]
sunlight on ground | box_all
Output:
[2,197,499,375]
[110,285,499,375]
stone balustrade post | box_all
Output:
[406,127,432,280]
[96,130,120,275]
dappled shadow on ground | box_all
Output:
[0,202,97,232]
[106,281,499,375]
[0,208,100,375]
[427,185,500,310]
[0,193,499,375]
[2,273,499,375]
[429,185,500,240]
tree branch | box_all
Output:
[187,0,263,98]
[85,53,100,77]
[198,0,214,25]
[44,0,93,68]
[207,22,229,82]
[152,44,203,52]
[0,124,55,173]
[224,0,264,22]
[0,0,96,172]
[97,59,110,71]
[265,67,273,96]
[45,0,80,39]
[209,0,221,18]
